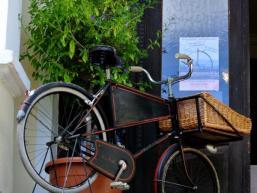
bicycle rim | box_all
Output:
[17,83,107,193]
[159,147,220,193]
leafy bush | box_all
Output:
[22,0,156,88]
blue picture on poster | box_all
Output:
[179,37,219,91]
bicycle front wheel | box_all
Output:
[155,147,220,193]
[17,82,107,193]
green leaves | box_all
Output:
[60,26,69,47]
[69,40,75,59]
[82,50,88,63]
[21,0,157,89]
[64,73,72,82]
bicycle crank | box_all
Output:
[110,160,130,190]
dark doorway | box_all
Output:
[129,0,254,193]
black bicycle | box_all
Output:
[17,45,220,193]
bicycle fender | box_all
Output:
[16,82,93,123]
[153,143,179,193]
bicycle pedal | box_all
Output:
[116,142,125,148]
[110,181,130,190]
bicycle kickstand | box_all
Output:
[110,160,130,190]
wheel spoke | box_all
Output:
[60,109,86,136]
[63,137,78,189]
[38,147,50,174]
[32,182,38,193]
[30,112,58,136]
[66,99,78,127]
[156,179,195,190]
[50,145,59,187]
[28,148,49,163]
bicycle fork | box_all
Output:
[178,140,198,191]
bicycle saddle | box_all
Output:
[89,45,121,69]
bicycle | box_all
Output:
[17,45,220,193]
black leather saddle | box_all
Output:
[89,45,121,69]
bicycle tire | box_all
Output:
[154,146,220,193]
[17,82,107,193]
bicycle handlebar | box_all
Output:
[129,53,193,86]
[175,53,192,61]
[130,66,145,73]
[130,66,167,85]
[173,53,193,84]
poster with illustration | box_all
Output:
[161,0,229,103]
[179,37,219,91]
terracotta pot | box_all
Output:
[45,157,121,193]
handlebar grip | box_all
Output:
[175,53,191,61]
[129,66,144,72]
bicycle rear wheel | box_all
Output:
[17,82,107,193]
[154,146,220,193]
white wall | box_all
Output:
[0,0,30,192]
[5,0,22,58]
[0,0,21,57]
[0,83,14,193]
[0,0,8,50]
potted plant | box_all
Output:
[45,157,122,193]
[22,0,157,90]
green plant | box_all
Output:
[22,0,157,89]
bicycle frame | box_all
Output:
[79,79,197,188]
[82,80,172,136]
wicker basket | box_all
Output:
[159,93,252,135]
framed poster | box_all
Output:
[162,0,229,104]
